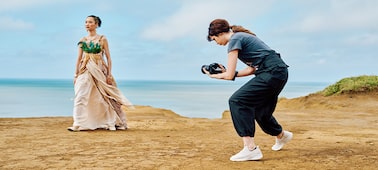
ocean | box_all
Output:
[0,79,329,118]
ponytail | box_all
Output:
[230,25,256,36]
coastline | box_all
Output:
[0,79,329,118]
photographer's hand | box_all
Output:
[218,63,226,73]
[202,67,217,79]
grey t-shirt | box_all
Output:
[227,32,272,67]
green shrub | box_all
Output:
[320,75,378,96]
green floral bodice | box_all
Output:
[78,41,102,54]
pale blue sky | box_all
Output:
[1,0,377,82]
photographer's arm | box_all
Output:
[206,50,238,80]
[205,50,256,80]
[236,66,256,77]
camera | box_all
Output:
[201,63,225,74]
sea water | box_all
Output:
[0,79,329,118]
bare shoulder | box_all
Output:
[99,35,107,40]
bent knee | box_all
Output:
[228,95,240,105]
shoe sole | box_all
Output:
[230,155,263,161]
[67,127,79,132]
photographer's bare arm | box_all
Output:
[205,50,256,80]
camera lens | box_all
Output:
[201,65,209,74]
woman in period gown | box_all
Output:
[68,15,133,131]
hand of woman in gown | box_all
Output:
[106,75,113,85]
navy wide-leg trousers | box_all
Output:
[229,66,288,137]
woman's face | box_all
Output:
[210,33,228,46]
[85,17,97,31]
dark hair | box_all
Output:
[87,15,102,27]
[207,19,256,41]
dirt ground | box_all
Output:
[0,92,377,170]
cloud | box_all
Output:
[345,32,378,46]
[316,59,326,65]
[295,0,378,33]
[0,16,34,30]
[141,0,273,41]
[141,1,224,41]
[0,0,57,12]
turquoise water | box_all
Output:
[0,79,329,118]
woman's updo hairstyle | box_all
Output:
[88,15,102,27]
[207,19,256,41]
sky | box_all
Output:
[0,0,377,83]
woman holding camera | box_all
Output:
[203,19,292,161]
[68,15,133,131]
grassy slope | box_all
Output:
[318,75,378,96]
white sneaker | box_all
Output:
[272,131,293,151]
[230,146,263,161]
